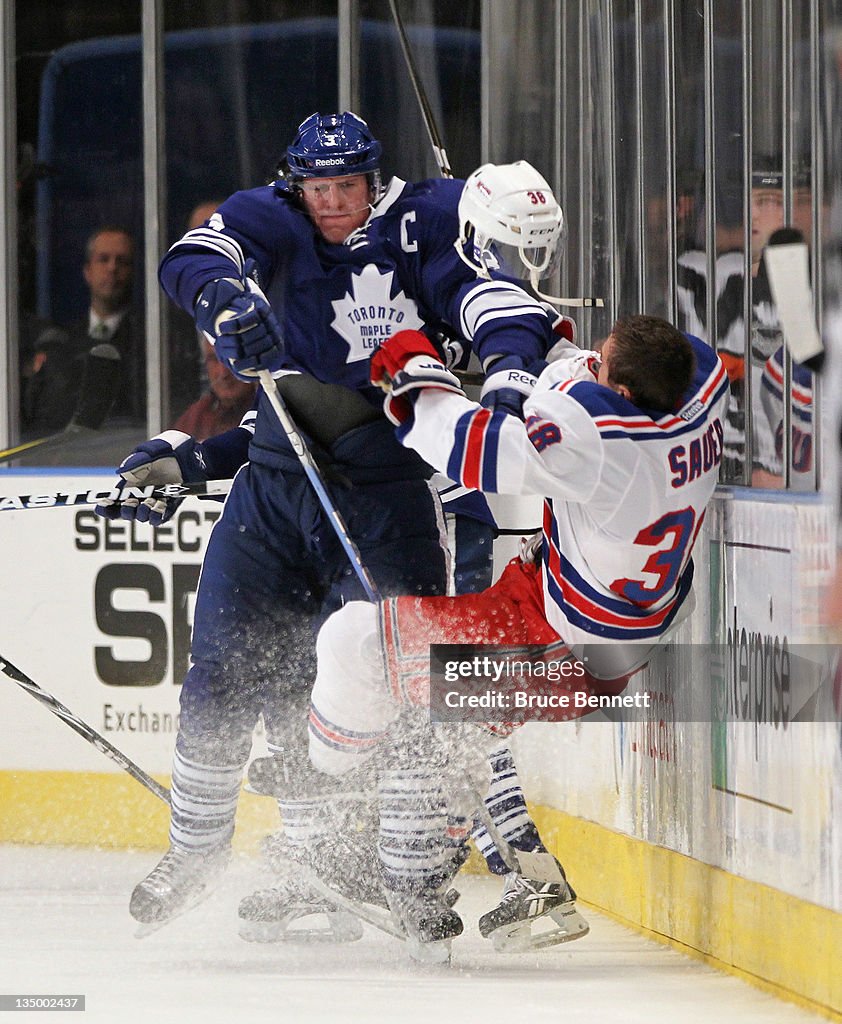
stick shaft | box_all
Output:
[387,0,452,179]
[0,425,92,466]
[0,479,232,512]
[0,653,170,804]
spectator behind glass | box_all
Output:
[61,226,146,427]
[167,200,226,414]
[172,337,256,440]
[676,160,813,486]
[18,220,138,434]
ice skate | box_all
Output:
[130,844,230,932]
[238,876,364,944]
[239,828,388,944]
[478,859,589,953]
[384,885,463,965]
[380,845,467,965]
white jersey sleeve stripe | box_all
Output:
[447,406,504,491]
[238,409,257,434]
[167,228,245,275]
[459,280,545,339]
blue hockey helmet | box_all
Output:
[285,112,382,181]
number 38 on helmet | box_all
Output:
[456,160,565,286]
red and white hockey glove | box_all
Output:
[370,330,463,426]
[551,348,601,383]
[545,312,579,362]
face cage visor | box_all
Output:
[455,221,563,286]
[286,167,383,208]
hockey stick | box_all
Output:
[0,423,104,466]
[0,652,170,804]
[0,343,122,466]
[230,271,381,601]
[0,478,232,513]
[763,227,825,371]
[386,0,601,313]
[387,0,452,179]
[0,477,544,535]
[284,860,405,941]
[466,784,564,881]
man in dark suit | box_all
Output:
[64,225,146,426]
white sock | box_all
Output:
[378,768,448,891]
[169,746,242,852]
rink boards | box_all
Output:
[0,472,840,1019]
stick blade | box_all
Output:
[764,242,824,365]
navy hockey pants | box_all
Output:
[177,458,447,766]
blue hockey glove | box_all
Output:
[195,277,284,381]
[479,356,540,418]
[371,329,464,426]
[94,430,210,525]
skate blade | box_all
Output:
[133,882,219,939]
[490,902,590,954]
[405,936,453,965]
[282,862,405,941]
[239,910,363,945]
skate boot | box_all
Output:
[478,857,589,952]
[239,827,387,944]
[130,843,230,926]
[384,884,463,965]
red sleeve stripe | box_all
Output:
[461,407,493,490]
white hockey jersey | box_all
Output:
[400,333,729,649]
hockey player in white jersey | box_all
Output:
[308,300,728,958]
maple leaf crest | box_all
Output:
[331,265,423,363]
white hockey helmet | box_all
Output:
[456,161,564,283]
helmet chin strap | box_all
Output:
[338,204,380,244]
[453,237,490,277]
[337,201,374,217]
[453,236,604,308]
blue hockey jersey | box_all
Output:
[159,176,553,468]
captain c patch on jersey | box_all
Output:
[331,265,423,363]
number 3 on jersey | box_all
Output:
[611,507,696,606]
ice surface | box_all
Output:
[0,846,823,1024]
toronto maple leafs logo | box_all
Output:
[331,265,423,363]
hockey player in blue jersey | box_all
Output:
[95,113,574,945]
